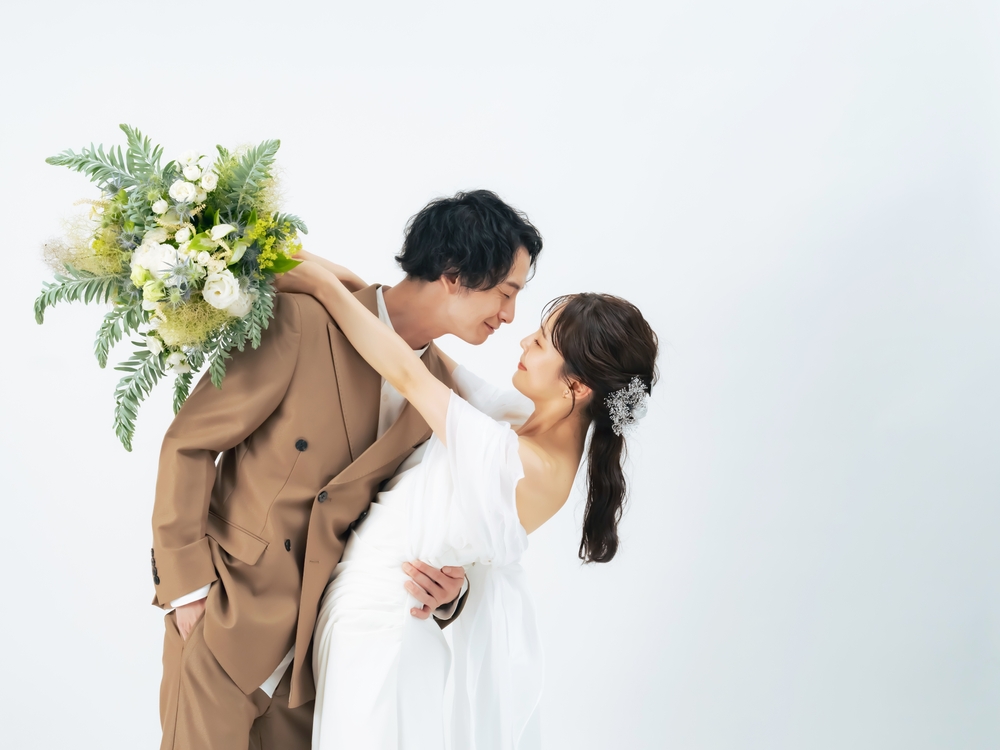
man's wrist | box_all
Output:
[434,576,469,621]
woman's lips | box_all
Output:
[517,362,526,371]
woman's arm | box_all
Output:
[275,262,452,438]
[293,250,367,293]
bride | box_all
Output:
[275,261,658,749]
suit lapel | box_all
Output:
[330,341,455,487]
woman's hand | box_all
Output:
[272,260,333,296]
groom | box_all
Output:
[150,189,543,750]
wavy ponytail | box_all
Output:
[545,294,658,564]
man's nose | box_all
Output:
[498,298,515,325]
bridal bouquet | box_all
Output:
[35,124,307,450]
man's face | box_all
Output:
[445,247,532,345]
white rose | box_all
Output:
[202,270,241,310]
[168,180,197,203]
[131,240,158,271]
[207,259,227,273]
[196,251,212,266]
[166,351,192,374]
[179,150,199,167]
[175,227,192,243]
[196,189,208,203]
[151,199,169,215]
[144,227,168,244]
[135,241,179,278]
[183,165,202,181]
[225,291,253,318]
[200,171,218,191]
[145,335,164,355]
[198,155,214,170]
[210,224,236,241]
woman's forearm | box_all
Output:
[308,268,451,437]
[295,250,367,292]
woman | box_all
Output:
[275,261,658,750]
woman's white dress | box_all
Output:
[312,367,543,750]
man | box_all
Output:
[151,190,543,749]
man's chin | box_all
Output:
[457,327,492,346]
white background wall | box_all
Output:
[1,1,997,747]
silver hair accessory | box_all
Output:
[605,376,649,437]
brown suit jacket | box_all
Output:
[150,285,457,709]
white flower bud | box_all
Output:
[183,165,202,181]
[210,224,236,241]
[145,335,164,355]
[166,351,192,374]
[151,199,169,215]
[200,171,218,191]
[197,251,212,266]
[179,150,199,167]
[175,227,192,243]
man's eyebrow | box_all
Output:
[503,280,523,292]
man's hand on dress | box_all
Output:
[174,598,207,641]
[402,561,465,620]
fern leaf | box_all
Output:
[34,266,124,324]
[120,123,163,180]
[273,212,309,234]
[47,141,138,191]
[113,347,165,451]
[95,303,144,368]
[228,140,280,216]
[172,372,194,414]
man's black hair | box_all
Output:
[395,190,543,291]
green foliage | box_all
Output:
[247,282,275,349]
[46,142,137,193]
[172,371,194,414]
[34,265,124,324]
[219,139,280,218]
[113,346,166,452]
[265,256,301,274]
[95,303,144,368]
[273,212,309,234]
[119,124,163,181]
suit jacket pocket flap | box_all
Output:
[207,512,269,566]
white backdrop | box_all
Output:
[1,1,997,748]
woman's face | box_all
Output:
[512,309,570,402]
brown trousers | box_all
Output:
[160,612,313,750]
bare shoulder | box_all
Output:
[515,438,576,534]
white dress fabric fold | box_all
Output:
[312,368,542,750]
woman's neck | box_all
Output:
[517,400,588,462]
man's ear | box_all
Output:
[440,273,463,296]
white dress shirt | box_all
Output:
[171,286,464,697]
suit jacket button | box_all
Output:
[295,439,308,452]
[153,575,160,585]
[284,539,291,551]
[359,509,369,521]
[318,490,328,503]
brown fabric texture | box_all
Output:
[151,286,459,713]
[159,611,312,750]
